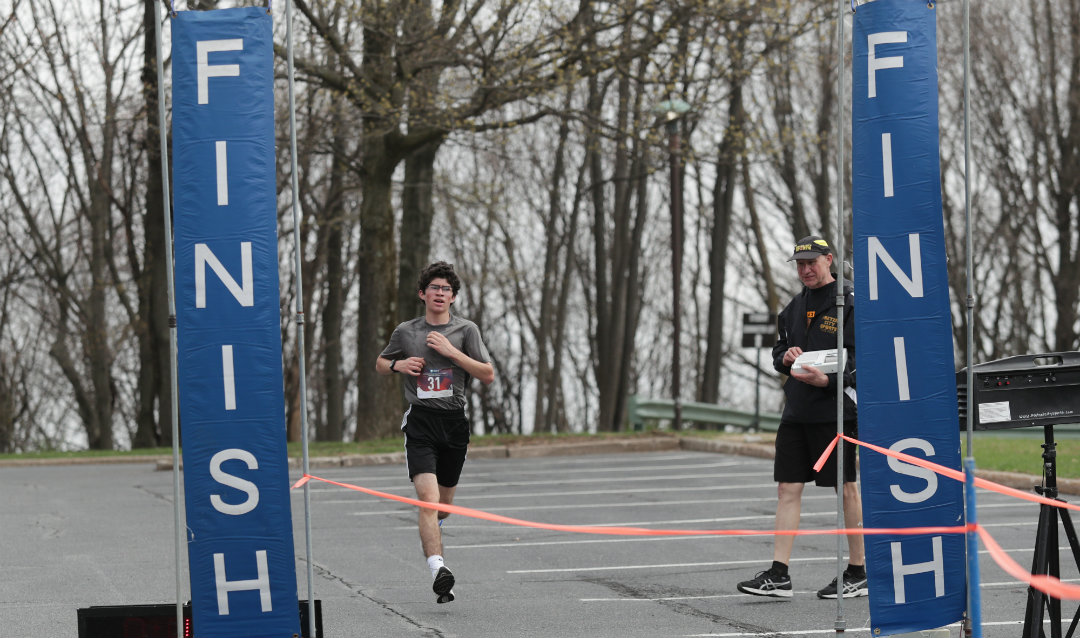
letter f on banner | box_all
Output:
[198,39,242,104]
[867,31,906,98]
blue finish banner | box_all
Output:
[851,1,966,634]
[172,8,300,637]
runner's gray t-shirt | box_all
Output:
[380,314,491,411]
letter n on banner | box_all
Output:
[172,8,300,638]
[852,1,966,635]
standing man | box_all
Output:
[376,261,495,604]
[736,236,866,600]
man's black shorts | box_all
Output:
[774,420,857,487]
[401,404,470,487]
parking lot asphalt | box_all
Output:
[3,438,1077,637]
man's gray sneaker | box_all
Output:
[816,572,868,599]
[737,568,793,598]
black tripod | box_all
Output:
[1023,425,1080,638]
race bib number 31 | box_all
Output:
[417,368,453,399]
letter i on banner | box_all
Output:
[851,1,966,635]
[172,7,300,638]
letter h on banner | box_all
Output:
[891,537,945,605]
[172,7,300,638]
[851,1,966,635]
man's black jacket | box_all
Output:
[772,278,857,424]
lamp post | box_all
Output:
[653,99,691,431]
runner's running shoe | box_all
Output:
[433,566,455,604]
[816,571,868,599]
[737,567,793,598]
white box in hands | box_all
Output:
[791,348,847,375]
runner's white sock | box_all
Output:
[427,555,445,579]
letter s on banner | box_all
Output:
[888,438,938,504]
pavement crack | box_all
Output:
[585,576,776,634]
[305,558,447,637]
[133,484,175,504]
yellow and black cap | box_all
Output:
[788,235,832,261]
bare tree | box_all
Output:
[288,0,683,438]
[2,0,144,449]
[939,0,1080,359]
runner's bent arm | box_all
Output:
[376,356,424,376]
[425,331,494,385]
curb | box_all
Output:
[679,436,776,460]
[0,455,176,468]
[505,437,681,458]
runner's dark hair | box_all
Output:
[417,261,461,296]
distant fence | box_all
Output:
[626,395,781,432]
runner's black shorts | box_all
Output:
[774,419,857,487]
[401,404,470,487]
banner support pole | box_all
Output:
[284,1,317,635]
[834,0,849,632]
[962,0,983,633]
[152,2,184,636]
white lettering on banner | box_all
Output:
[215,141,229,206]
[196,39,243,105]
[221,345,236,411]
[210,449,260,515]
[195,242,254,308]
[893,336,910,401]
[213,550,272,614]
[869,234,924,300]
[890,536,945,604]
[882,133,894,198]
[867,31,907,98]
[888,438,938,503]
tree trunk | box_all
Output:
[133,0,170,448]
[354,142,401,440]
[700,79,744,404]
[532,111,571,434]
[397,142,439,324]
[320,110,349,442]
[589,50,649,432]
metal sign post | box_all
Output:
[753,335,762,431]
[742,313,776,433]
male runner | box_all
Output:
[376,261,495,604]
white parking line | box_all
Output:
[460,474,764,490]
[437,511,850,545]
[311,482,784,507]
[683,625,935,637]
[681,620,1066,637]
[509,556,838,574]
[295,460,752,489]
[482,452,725,466]
[449,534,740,549]
[508,544,1064,574]
[456,482,779,500]
[300,470,770,493]
[467,459,748,476]
[346,493,840,515]
[580,579,1076,603]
